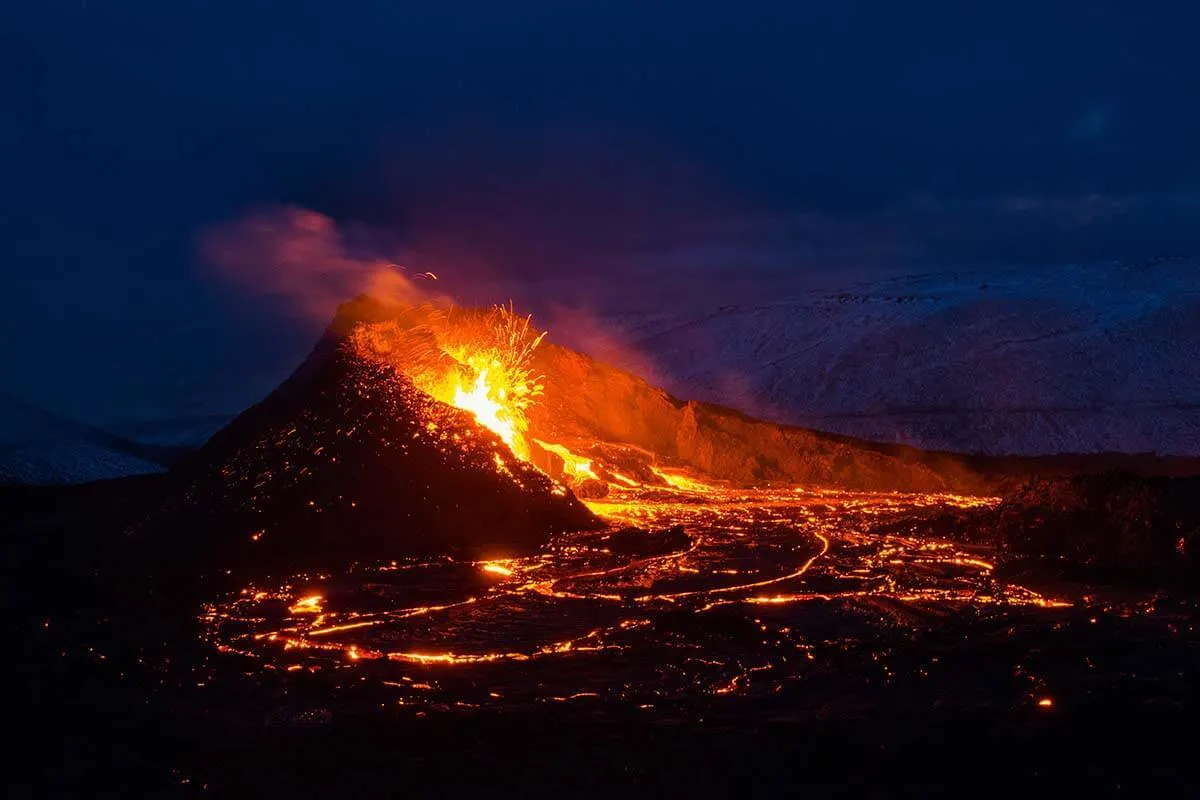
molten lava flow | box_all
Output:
[451,365,525,458]
[203,485,1107,714]
[532,439,596,480]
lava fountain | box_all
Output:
[349,302,598,481]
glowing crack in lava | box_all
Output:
[202,484,1088,713]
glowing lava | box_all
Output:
[352,304,549,466]
[451,365,525,458]
[532,439,597,480]
[201,485,1092,713]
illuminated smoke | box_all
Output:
[201,205,446,321]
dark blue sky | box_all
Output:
[1,1,1198,403]
[5,2,1199,276]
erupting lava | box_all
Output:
[351,303,576,476]
[352,304,544,460]
[451,367,523,456]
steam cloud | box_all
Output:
[201,206,445,320]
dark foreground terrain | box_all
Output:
[8,474,1200,797]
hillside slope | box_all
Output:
[577,259,1200,456]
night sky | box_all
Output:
[2,2,1198,418]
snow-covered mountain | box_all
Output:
[0,393,180,484]
[568,258,1200,456]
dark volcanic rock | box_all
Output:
[598,525,691,557]
[870,472,1200,584]
[988,472,1200,582]
[131,333,598,578]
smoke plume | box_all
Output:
[201,206,445,321]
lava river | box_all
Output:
[196,481,1174,719]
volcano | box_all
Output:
[129,318,598,578]
[125,295,992,581]
[118,295,1200,585]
